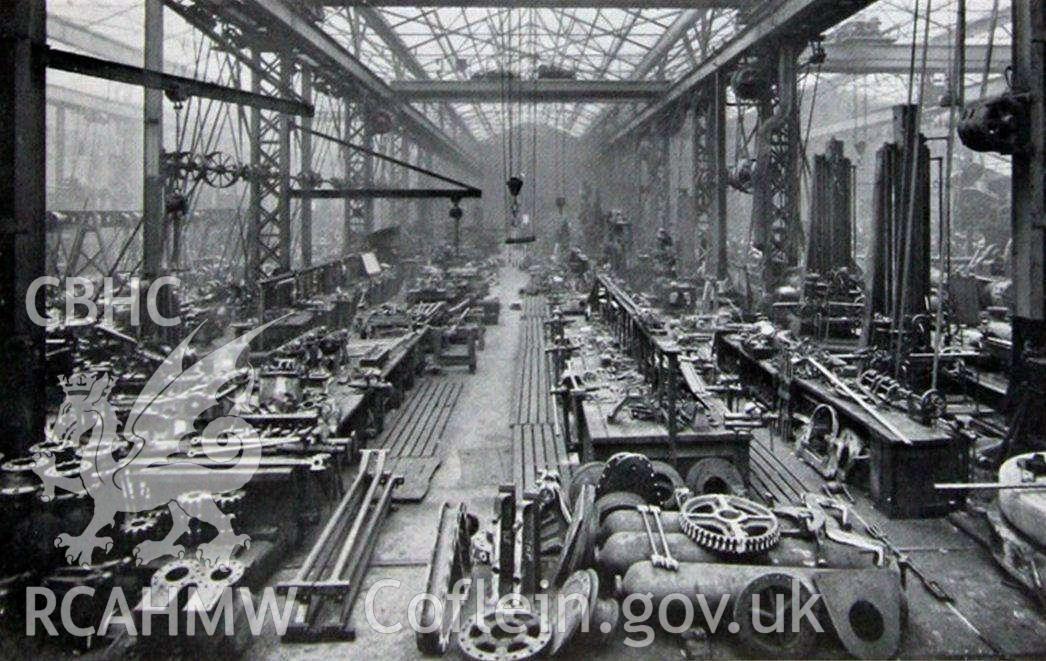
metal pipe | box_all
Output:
[804,357,912,444]
[339,472,402,621]
[935,482,1046,491]
[294,450,384,582]
[329,454,389,579]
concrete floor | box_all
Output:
[255,267,537,660]
[255,267,676,660]
[249,266,1046,660]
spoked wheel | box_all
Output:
[457,609,552,661]
[679,494,780,555]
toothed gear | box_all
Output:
[679,494,780,555]
[121,513,161,544]
[214,489,246,514]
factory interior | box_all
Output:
[1,1,1045,659]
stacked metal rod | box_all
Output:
[278,449,402,642]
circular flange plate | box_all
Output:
[457,608,552,661]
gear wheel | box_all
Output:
[457,608,552,661]
[596,452,657,502]
[214,489,246,516]
[679,494,781,555]
[120,513,161,548]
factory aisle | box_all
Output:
[259,266,528,659]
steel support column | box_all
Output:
[54,105,66,183]
[692,72,728,280]
[300,70,314,268]
[752,45,802,293]
[417,151,434,251]
[391,134,410,232]
[1008,0,1046,453]
[142,0,165,338]
[0,0,46,455]
[624,138,642,234]
[341,101,374,251]
[249,51,293,279]
[639,131,670,243]
[1011,2,1045,326]
[278,60,293,272]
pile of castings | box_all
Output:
[419,451,908,660]
[0,431,333,653]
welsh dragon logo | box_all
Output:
[32,321,277,569]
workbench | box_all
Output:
[329,331,427,439]
[564,312,749,481]
[344,330,425,390]
[715,332,969,517]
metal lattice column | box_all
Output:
[752,45,802,292]
[342,100,374,251]
[620,151,633,215]
[248,51,293,279]
[417,151,434,249]
[142,0,165,337]
[299,69,314,268]
[638,131,670,241]
[691,72,728,280]
[393,135,413,231]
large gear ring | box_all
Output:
[679,494,781,555]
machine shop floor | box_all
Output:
[244,268,682,660]
[747,430,1046,658]
[246,267,539,660]
[251,268,1046,660]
